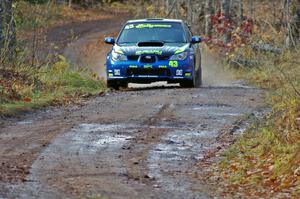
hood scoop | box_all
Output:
[137,41,164,47]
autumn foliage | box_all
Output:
[201,1,300,197]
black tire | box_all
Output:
[180,68,196,88]
[195,66,203,87]
[107,80,128,90]
[180,80,195,88]
[119,81,128,89]
[107,80,120,90]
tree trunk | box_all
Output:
[272,0,276,25]
[285,0,300,48]
[222,0,231,43]
[0,2,4,50]
[239,0,244,20]
[293,0,300,45]
[154,0,161,17]
[187,0,193,24]
[205,0,214,37]
[166,0,177,18]
[166,0,170,15]
[250,0,254,18]
[0,0,16,60]
[175,0,180,19]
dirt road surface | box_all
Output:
[0,16,265,199]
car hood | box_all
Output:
[113,43,190,56]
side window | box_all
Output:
[184,23,192,41]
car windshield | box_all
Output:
[117,22,188,44]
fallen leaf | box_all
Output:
[23,97,31,103]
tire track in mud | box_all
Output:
[122,87,264,199]
[122,103,176,182]
[8,123,140,199]
[1,86,265,199]
[1,84,261,199]
[4,102,186,198]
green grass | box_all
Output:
[0,56,106,117]
[1,1,114,117]
[14,1,63,31]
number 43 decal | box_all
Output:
[169,61,178,67]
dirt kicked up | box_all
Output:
[0,17,266,198]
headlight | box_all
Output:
[111,50,127,62]
[170,52,188,61]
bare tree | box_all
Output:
[0,2,4,51]
[187,0,193,24]
[250,0,254,18]
[222,0,231,43]
[165,0,177,18]
[239,0,244,20]
[0,0,16,61]
[68,0,72,7]
[205,0,214,37]
[285,0,300,47]
[293,0,300,45]
[175,0,180,19]
[165,0,170,15]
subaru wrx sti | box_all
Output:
[105,19,202,89]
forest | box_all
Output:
[0,0,300,198]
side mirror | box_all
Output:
[105,37,115,45]
[191,36,202,44]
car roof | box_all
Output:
[126,18,184,24]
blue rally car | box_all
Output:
[104,18,202,89]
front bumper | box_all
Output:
[106,58,194,83]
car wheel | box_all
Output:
[180,79,195,88]
[195,66,202,87]
[107,80,120,90]
[180,69,196,88]
[119,81,128,89]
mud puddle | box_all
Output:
[5,123,137,198]
[145,101,252,198]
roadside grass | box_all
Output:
[0,56,106,117]
[0,1,117,117]
[210,29,300,197]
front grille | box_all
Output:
[140,55,156,63]
[127,55,170,62]
[127,68,171,76]
[127,55,139,61]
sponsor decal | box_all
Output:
[136,50,163,55]
[158,65,167,68]
[169,61,178,67]
[129,65,138,68]
[176,70,183,76]
[125,24,172,29]
[144,65,153,68]
[114,69,121,76]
